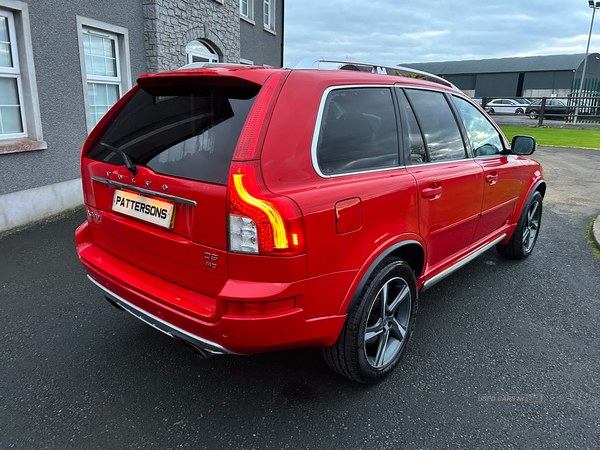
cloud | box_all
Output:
[284,0,599,66]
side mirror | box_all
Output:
[511,135,537,155]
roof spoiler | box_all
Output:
[285,56,460,91]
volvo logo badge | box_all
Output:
[118,174,122,180]
[145,181,151,187]
[162,185,168,191]
[106,171,111,177]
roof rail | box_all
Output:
[285,56,460,91]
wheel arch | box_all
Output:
[340,239,425,315]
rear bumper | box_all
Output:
[76,222,347,354]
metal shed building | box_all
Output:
[403,53,600,98]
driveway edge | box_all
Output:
[593,215,600,250]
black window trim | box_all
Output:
[310,84,404,178]
[394,86,429,165]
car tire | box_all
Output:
[529,111,539,119]
[516,108,524,114]
[322,257,418,384]
[496,191,543,260]
[488,108,495,114]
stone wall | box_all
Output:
[143,0,240,73]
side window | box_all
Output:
[405,89,466,162]
[316,87,399,175]
[453,96,504,157]
[397,89,426,164]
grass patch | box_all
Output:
[500,127,600,149]
[586,218,600,259]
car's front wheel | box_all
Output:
[497,191,543,259]
[529,110,539,119]
[516,108,524,114]
[322,257,418,384]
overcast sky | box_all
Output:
[283,0,600,67]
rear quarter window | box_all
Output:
[86,84,259,185]
[315,87,400,176]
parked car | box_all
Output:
[484,98,530,114]
[526,99,568,120]
[76,58,545,384]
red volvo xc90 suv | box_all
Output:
[76,57,545,383]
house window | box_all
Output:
[240,0,254,21]
[186,40,219,64]
[82,29,120,128]
[264,0,275,32]
[0,10,24,137]
[77,16,131,133]
[0,2,44,154]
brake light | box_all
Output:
[228,162,304,256]
[233,72,283,160]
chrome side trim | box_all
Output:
[421,234,506,292]
[91,176,197,206]
[87,275,239,355]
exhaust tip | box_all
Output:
[183,340,215,359]
[105,296,126,311]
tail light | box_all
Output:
[228,162,305,256]
[227,71,304,256]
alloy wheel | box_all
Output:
[523,199,541,252]
[363,276,411,369]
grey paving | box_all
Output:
[1,147,599,449]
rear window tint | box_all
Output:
[86,84,259,185]
[405,89,466,162]
[316,87,399,175]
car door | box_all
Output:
[398,88,484,273]
[451,95,529,243]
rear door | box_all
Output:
[81,81,261,297]
[399,88,484,273]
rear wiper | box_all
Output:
[99,142,138,176]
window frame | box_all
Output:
[0,1,45,154]
[311,84,403,178]
[76,16,131,134]
[185,40,219,64]
[0,8,26,139]
[240,0,254,23]
[263,0,275,33]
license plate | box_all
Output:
[112,189,175,228]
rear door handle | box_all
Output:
[422,184,442,199]
[486,172,499,185]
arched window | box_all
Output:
[185,40,219,64]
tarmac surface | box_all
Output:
[1,146,599,449]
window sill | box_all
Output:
[240,15,255,25]
[263,27,276,36]
[0,138,48,155]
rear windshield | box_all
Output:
[86,84,259,185]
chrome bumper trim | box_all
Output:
[87,275,239,355]
[421,234,506,292]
